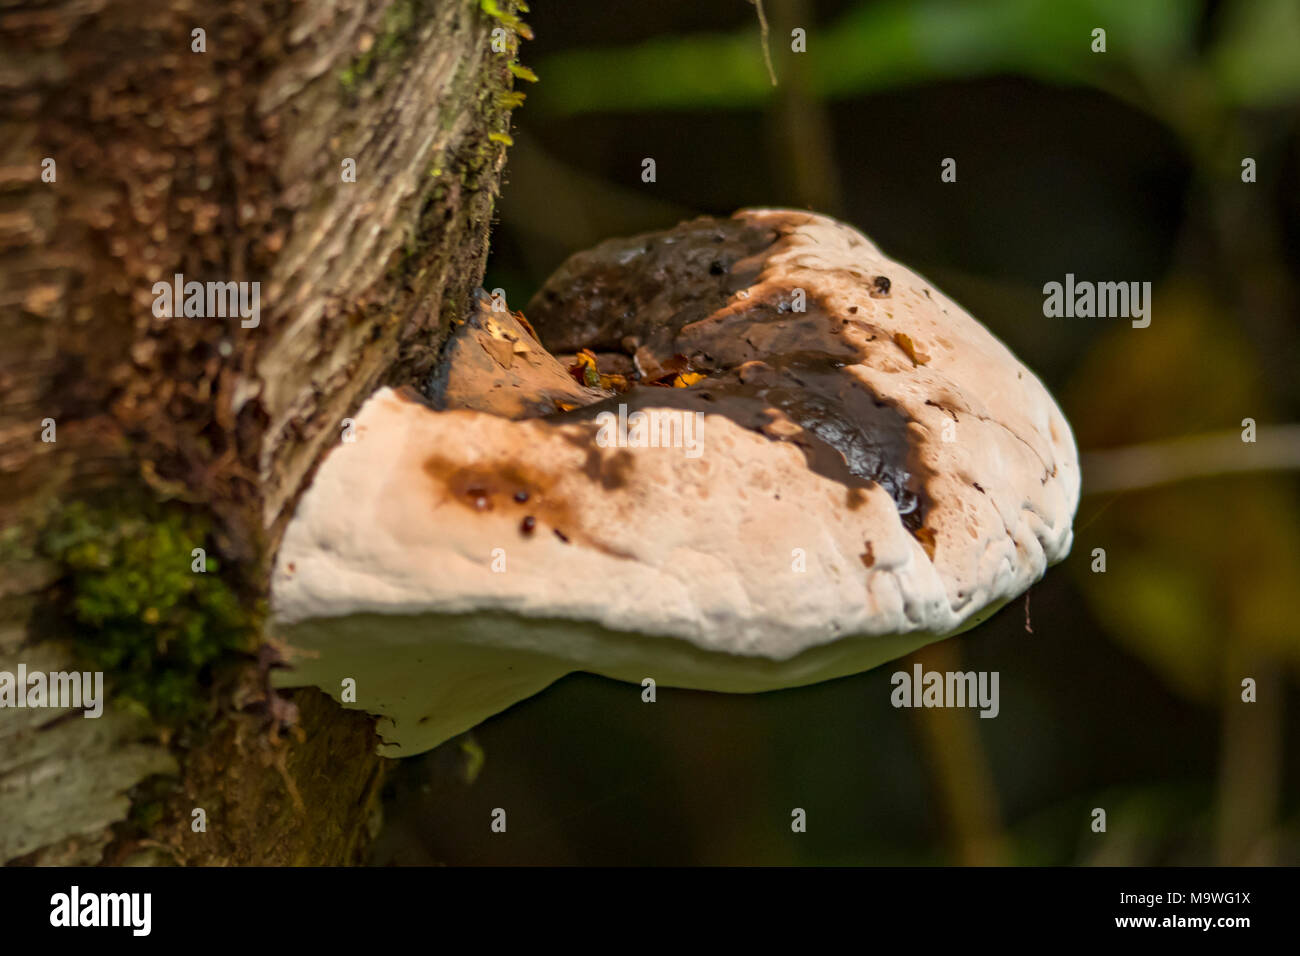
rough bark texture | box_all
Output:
[0,0,522,864]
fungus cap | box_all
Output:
[271,210,1079,756]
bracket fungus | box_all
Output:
[271,210,1079,756]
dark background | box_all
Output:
[372,0,1300,865]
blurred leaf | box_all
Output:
[815,0,1197,97]
[1066,284,1300,701]
[1081,552,1219,698]
[1210,0,1300,106]
[534,0,1200,115]
[536,27,769,114]
[1011,784,1209,865]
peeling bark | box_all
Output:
[0,0,522,864]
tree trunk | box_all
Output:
[0,0,523,865]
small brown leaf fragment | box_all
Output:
[893,332,930,366]
[635,347,691,385]
[513,310,541,342]
[567,348,602,388]
[564,349,631,391]
[913,527,937,559]
[633,345,663,380]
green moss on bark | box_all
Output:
[340,0,432,96]
[39,502,259,727]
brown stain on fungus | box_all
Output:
[523,215,789,354]
[466,486,491,511]
[422,452,636,560]
[423,454,558,528]
[518,214,950,557]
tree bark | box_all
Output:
[1,0,522,864]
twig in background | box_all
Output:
[749,0,777,86]
[1081,424,1300,494]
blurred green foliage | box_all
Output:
[1211,0,1300,106]
[533,0,1300,116]
[1067,291,1300,701]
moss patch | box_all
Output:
[480,0,533,40]
[39,501,259,727]
[340,0,431,96]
